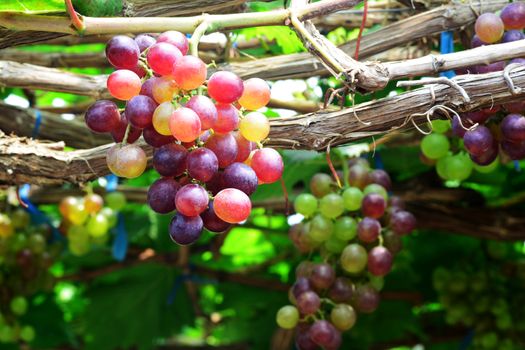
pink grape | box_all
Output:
[213,103,239,133]
[328,277,354,303]
[207,71,244,103]
[147,178,180,214]
[187,147,219,182]
[205,133,239,168]
[233,132,256,162]
[500,2,525,30]
[107,69,141,101]
[213,188,251,223]
[292,277,312,299]
[390,210,416,235]
[475,13,504,43]
[175,184,209,217]
[368,246,393,276]
[295,327,317,350]
[111,113,142,143]
[463,125,494,156]
[169,213,203,245]
[151,76,178,103]
[361,193,386,218]
[368,169,391,190]
[201,200,231,233]
[310,173,333,198]
[147,42,182,76]
[250,148,284,184]
[384,230,403,255]
[85,100,120,133]
[296,291,320,315]
[310,320,337,347]
[357,217,381,243]
[185,95,218,130]
[126,95,157,129]
[238,77,271,110]
[153,143,188,177]
[157,31,189,55]
[106,35,140,69]
[107,144,147,178]
[139,77,156,99]
[143,126,175,147]
[222,162,258,196]
[354,284,380,313]
[134,34,156,52]
[173,55,207,91]
[169,107,202,142]
[501,113,525,142]
[348,164,369,189]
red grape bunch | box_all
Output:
[84,32,283,245]
[276,159,416,350]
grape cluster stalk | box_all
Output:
[84,32,283,245]
[276,159,416,349]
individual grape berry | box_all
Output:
[212,103,240,134]
[238,78,271,110]
[186,147,219,182]
[443,153,474,181]
[328,277,354,303]
[10,296,28,315]
[502,29,525,43]
[309,214,334,242]
[205,171,225,196]
[475,13,504,43]
[340,243,367,273]
[476,61,506,74]
[357,217,381,243]
[157,30,189,55]
[504,100,525,113]
[390,210,416,235]
[354,284,380,313]
[368,246,393,276]
[501,139,525,160]
[348,164,369,189]
[169,213,203,245]
[462,110,490,124]
[185,95,218,130]
[147,42,182,76]
[383,230,403,255]
[143,125,175,147]
[111,113,142,143]
[107,144,147,178]
[106,35,140,69]
[126,95,157,129]
[294,193,318,217]
[471,34,486,48]
[324,327,342,350]
[361,193,386,219]
[331,304,356,331]
[107,69,142,101]
[319,193,344,219]
[151,76,179,103]
[276,305,299,329]
[250,148,283,184]
[175,184,209,216]
[173,55,207,90]
[334,216,357,241]
[464,125,494,156]
[152,102,175,136]
[310,263,335,290]
[201,200,231,233]
[292,277,312,298]
[296,291,320,315]
[86,213,109,237]
[153,143,188,177]
[342,187,363,211]
[368,169,391,190]
[214,188,252,223]
[205,133,239,168]
[169,107,202,142]
[207,71,244,103]
[239,112,270,142]
[85,100,120,133]
[500,2,525,30]
[295,326,317,350]
[222,162,258,196]
[363,183,388,201]
[139,77,156,99]
[134,33,156,52]
[232,131,255,162]
[84,193,103,213]
[310,320,337,347]
[147,178,180,214]
[421,133,450,159]
[310,173,333,198]
[501,113,525,142]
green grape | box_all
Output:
[293,194,318,217]
[67,225,90,244]
[368,274,384,291]
[473,156,499,173]
[68,202,89,225]
[0,325,13,343]
[480,332,498,349]
[92,233,110,245]
[342,187,363,211]
[330,304,356,331]
[86,213,109,237]
[324,235,347,254]
[19,326,35,342]
[309,215,333,242]
[11,209,30,229]
[436,155,451,180]
[10,296,28,316]
[28,234,46,254]
[448,271,467,294]
[444,153,473,181]
[275,305,299,329]
[496,314,512,330]
[363,184,388,201]
[11,234,28,252]
[432,267,450,292]
[319,193,344,219]
[100,207,118,228]
[340,243,367,273]
[430,119,451,134]
[69,240,89,256]
[334,216,357,241]
[420,133,450,159]
[105,191,127,211]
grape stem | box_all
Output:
[64,0,85,33]
[189,18,211,58]
[122,124,132,146]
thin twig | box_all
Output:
[397,77,471,103]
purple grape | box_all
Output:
[501,113,525,142]
[451,115,473,138]
[295,327,317,350]
[476,61,506,74]
[463,125,494,156]
[175,184,209,217]
[204,133,238,168]
[106,35,140,69]
[310,320,336,347]
[390,210,416,235]
[140,77,156,100]
[323,327,342,350]
[463,110,490,124]
[126,95,157,129]
[388,196,405,209]
[134,34,156,52]
[501,139,525,160]
[201,200,231,233]
[205,171,225,196]
[143,125,175,147]
[504,100,525,113]
[147,178,179,214]
[111,113,142,143]
[85,100,120,133]
[295,261,315,278]
[292,277,312,298]
[310,263,335,290]
[368,169,391,190]
[296,291,320,315]
[471,34,487,48]
[383,230,403,255]
[500,2,525,30]
[368,246,393,276]
[169,213,203,245]
[153,144,188,177]
[222,162,258,196]
[187,148,219,182]
[328,277,354,303]
[502,30,525,43]
[511,58,525,65]
[185,95,218,131]
[470,141,498,165]
[354,284,380,313]
[358,217,381,243]
[361,193,386,219]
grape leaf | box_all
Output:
[0,0,64,13]
[237,26,305,54]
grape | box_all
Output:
[222,162,258,196]
[20,325,35,342]
[111,113,142,143]
[86,213,109,237]
[348,164,369,189]
[0,326,14,343]
[142,125,174,147]
[292,277,313,298]
[475,13,504,43]
[354,284,380,313]
[363,183,388,201]
[340,243,367,273]
[368,246,393,276]
[130,64,146,78]
[501,113,525,142]
[10,296,27,315]
[471,34,486,48]
[134,33,156,52]
[310,173,333,197]
[238,78,271,110]
[328,277,354,303]
[421,133,450,159]
[100,207,117,227]
[294,193,318,217]
[169,107,202,142]
[310,263,335,290]
[250,148,284,184]
[390,210,416,235]
[175,184,209,216]
[147,178,179,214]
[295,327,317,350]
[207,71,244,103]
[357,217,381,242]
[331,304,356,331]
[296,261,315,278]
[296,291,320,315]
[430,119,451,134]
[383,230,402,254]
[84,193,103,213]
[213,188,251,223]
[147,42,182,76]
[342,187,363,211]
[186,148,219,182]
[185,95,218,130]
[169,213,203,245]
[504,100,525,113]
[107,69,141,101]
[201,200,231,233]
[205,133,238,168]
[205,171,225,196]
[157,30,189,55]
[309,214,333,242]
[501,139,525,159]
[11,209,30,229]
[462,110,489,124]
[213,103,239,134]
[151,76,178,103]
[239,112,270,142]
[501,2,525,30]
[511,57,525,65]
[173,55,207,90]
[443,153,473,181]
[362,193,386,219]
[106,35,140,69]
[233,132,256,163]
[126,95,157,129]
[451,115,473,138]
[318,193,344,219]
[473,154,499,172]
[59,196,78,217]
[66,201,88,225]
[323,327,342,350]
[367,169,391,190]
[334,216,357,241]
[389,195,404,209]
[276,305,299,329]
[476,61,506,74]
[107,144,147,178]
[310,320,336,347]
[502,29,525,43]
[152,102,174,136]
[85,100,120,133]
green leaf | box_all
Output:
[237,26,305,54]
[0,0,64,13]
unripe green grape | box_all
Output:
[473,156,499,173]
[19,326,35,342]
[28,234,46,254]
[436,155,451,180]
[324,235,347,254]
[444,153,473,181]
[310,173,333,198]
[11,234,28,252]
[0,325,14,343]
[10,296,27,316]
[363,184,388,201]
[293,194,318,217]
[334,216,357,241]
[100,207,118,228]
[309,215,333,242]
[86,213,109,237]
[319,193,344,219]
[480,332,498,349]
[11,209,30,229]
[276,305,299,329]
[430,119,451,134]
[105,191,127,211]
[92,233,110,245]
[340,243,367,273]
[330,304,356,331]
[421,133,450,159]
[342,187,363,211]
[69,240,90,256]
[68,202,88,225]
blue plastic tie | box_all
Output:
[32,109,42,138]
[373,151,385,170]
[514,160,521,172]
[105,174,118,192]
[440,32,456,79]
[111,213,128,262]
